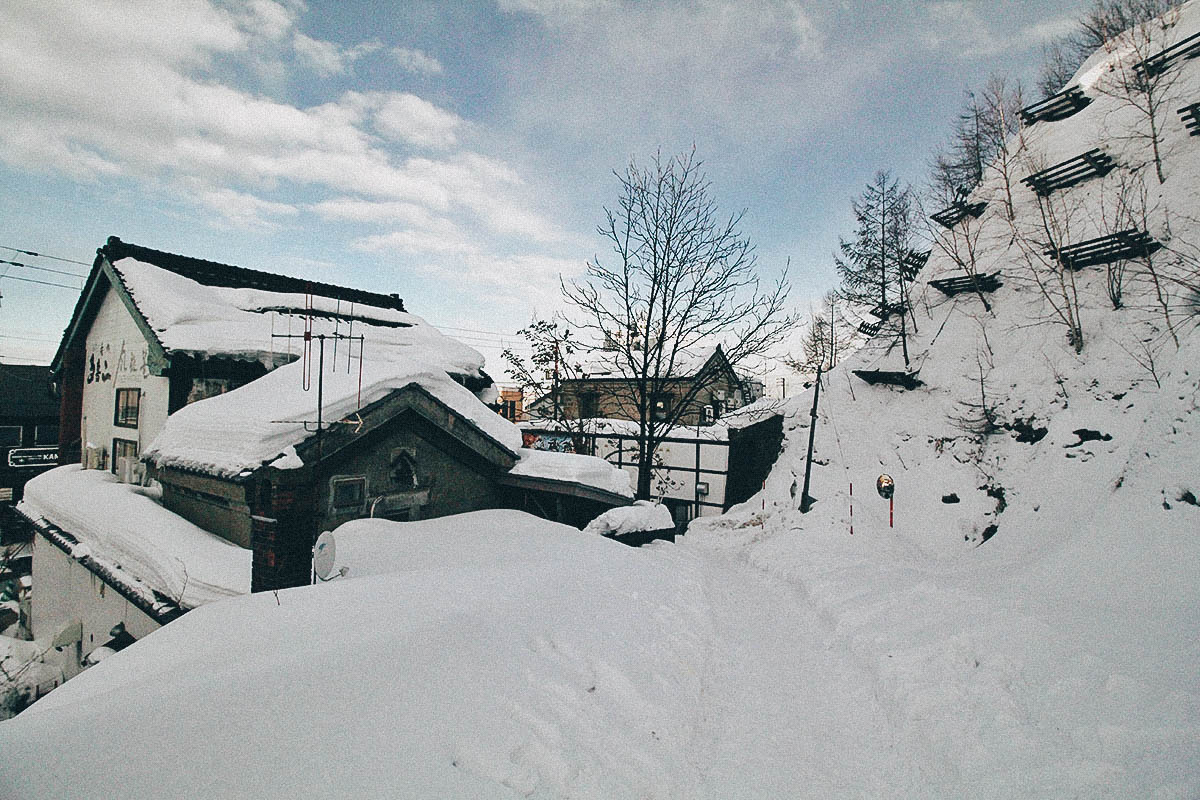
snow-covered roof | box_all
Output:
[111,254,484,377]
[508,449,633,498]
[19,466,250,607]
[325,510,602,577]
[145,356,523,478]
[519,409,783,441]
[577,345,723,380]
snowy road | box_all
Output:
[686,545,907,798]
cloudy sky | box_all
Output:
[0,0,1085,377]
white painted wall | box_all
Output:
[30,536,161,680]
[80,287,169,468]
[592,436,730,518]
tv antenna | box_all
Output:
[269,289,367,463]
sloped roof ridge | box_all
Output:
[102,236,405,313]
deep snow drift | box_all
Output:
[2,5,1200,798]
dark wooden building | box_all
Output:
[0,363,59,505]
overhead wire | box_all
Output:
[0,244,91,267]
[0,274,82,291]
[0,258,88,279]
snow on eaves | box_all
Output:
[19,466,250,607]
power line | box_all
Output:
[0,244,91,268]
[0,332,61,344]
[437,323,524,337]
[0,354,53,364]
[0,274,83,291]
[0,258,88,279]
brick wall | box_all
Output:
[249,479,315,592]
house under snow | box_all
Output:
[19,237,632,675]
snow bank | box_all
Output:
[583,501,674,536]
[509,449,633,497]
[0,511,712,799]
[330,510,610,576]
[19,466,250,606]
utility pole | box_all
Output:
[800,364,821,513]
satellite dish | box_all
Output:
[313,531,337,580]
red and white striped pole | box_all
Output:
[890,495,894,529]
[849,482,853,535]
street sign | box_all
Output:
[7,447,58,468]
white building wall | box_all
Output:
[30,535,161,680]
[592,435,730,518]
[80,287,169,469]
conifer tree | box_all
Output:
[835,171,917,367]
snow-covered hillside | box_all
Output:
[1,5,1199,798]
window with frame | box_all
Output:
[114,388,141,428]
[579,392,599,419]
[651,394,672,421]
[330,476,367,515]
[0,426,21,447]
[391,450,418,489]
[35,424,59,446]
[112,438,138,473]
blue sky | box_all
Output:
[0,0,1086,374]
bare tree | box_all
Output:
[502,318,594,451]
[979,75,1025,220]
[1038,38,1081,98]
[1036,0,1180,99]
[1007,159,1088,353]
[563,148,796,500]
[1090,2,1184,184]
[930,90,989,200]
[785,290,850,375]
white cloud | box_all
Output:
[236,0,300,41]
[373,93,464,149]
[918,2,1076,59]
[293,33,382,76]
[0,0,574,263]
[311,197,439,227]
[495,0,615,16]
[195,187,299,229]
[354,226,479,256]
[391,46,444,75]
[293,33,348,76]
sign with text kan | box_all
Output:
[7,447,59,468]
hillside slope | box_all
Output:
[689,4,1200,794]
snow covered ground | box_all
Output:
[1,5,1199,797]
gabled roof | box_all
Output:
[145,356,521,480]
[51,237,483,380]
[101,237,405,312]
[573,345,729,382]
